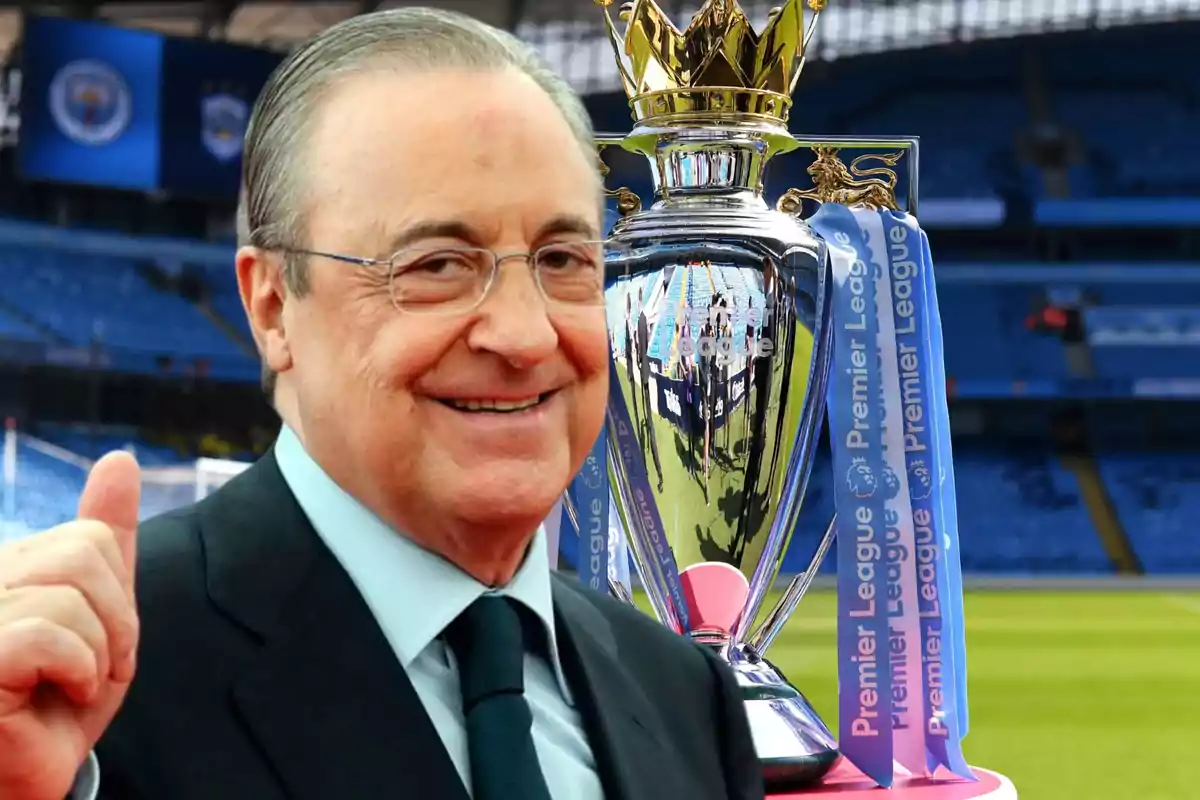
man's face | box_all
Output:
[267,67,607,539]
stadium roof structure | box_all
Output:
[0,0,616,62]
[0,0,1197,91]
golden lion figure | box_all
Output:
[777,146,903,214]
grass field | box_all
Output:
[753,589,1200,799]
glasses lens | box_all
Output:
[534,241,606,306]
[389,247,492,313]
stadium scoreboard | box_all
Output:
[17,15,282,201]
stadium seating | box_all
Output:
[806,25,1200,200]
[0,425,232,537]
[787,444,1119,576]
[592,24,1200,201]
[33,426,182,467]
[1093,448,1200,574]
[1039,27,1200,198]
[0,308,41,341]
[0,248,256,380]
[5,442,86,534]
[2,22,1198,581]
[11,423,1195,575]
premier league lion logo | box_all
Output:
[845,457,877,499]
[581,451,604,490]
[880,463,902,500]
[201,93,250,163]
[48,60,131,146]
[908,458,934,501]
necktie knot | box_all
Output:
[443,595,526,712]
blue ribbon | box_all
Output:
[606,359,691,634]
[812,203,895,788]
[918,226,973,755]
[567,430,610,594]
[881,212,972,779]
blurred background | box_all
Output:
[0,0,1197,797]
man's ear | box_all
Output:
[235,246,292,376]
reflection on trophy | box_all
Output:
[582,0,855,791]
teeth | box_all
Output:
[447,395,544,412]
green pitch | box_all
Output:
[641,589,1200,798]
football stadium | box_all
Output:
[0,1,1198,798]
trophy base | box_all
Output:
[727,646,840,793]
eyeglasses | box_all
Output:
[279,242,609,315]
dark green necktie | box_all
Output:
[443,595,553,800]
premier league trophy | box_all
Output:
[563,0,934,792]
[592,0,851,789]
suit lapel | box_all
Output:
[552,578,706,800]
[199,452,468,800]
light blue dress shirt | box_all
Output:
[71,426,603,799]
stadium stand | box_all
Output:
[0,247,258,380]
[2,15,1199,583]
[1096,450,1200,574]
[0,7,1195,799]
[594,23,1200,203]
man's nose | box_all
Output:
[468,260,558,368]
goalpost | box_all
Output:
[1,420,252,539]
[139,457,252,516]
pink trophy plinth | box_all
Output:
[679,562,749,640]
[770,760,1017,799]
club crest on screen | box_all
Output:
[48,59,132,146]
[200,93,249,163]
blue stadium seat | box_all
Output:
[1094,449,1200,574]
[0,248,256,379]
[0,428,1190,576]
[718,26,1200,199]
[786,443,1114,576]
[0,309,42,341]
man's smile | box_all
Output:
[433,390,559,414]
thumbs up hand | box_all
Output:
[0,452,142,800]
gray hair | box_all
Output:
[236,6,599,399]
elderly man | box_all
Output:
[0,8,763,800]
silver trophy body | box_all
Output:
[601,126,839,790]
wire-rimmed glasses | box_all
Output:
[281,241,611,315]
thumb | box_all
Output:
[77,451,141,580]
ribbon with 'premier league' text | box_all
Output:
[607,495,632,593]
[811,203,971,786]
[858,209,928,776]
[814,203,894,788]
[566,430,611,594]
[605,358,692,633]
[873,210,971,779]
[916,222,972,757]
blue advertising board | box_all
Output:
[158,38,282,200]
[18,16,163,191]
[18,15,281,200]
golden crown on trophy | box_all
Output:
[595,0,828,127]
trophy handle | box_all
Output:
[596,137,643,217]
[745,514,837,657]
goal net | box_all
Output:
[140,457,251,518]
[1,422,250,542]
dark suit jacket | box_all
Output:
[94,451,765,799]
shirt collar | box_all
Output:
[273,425,572,700]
